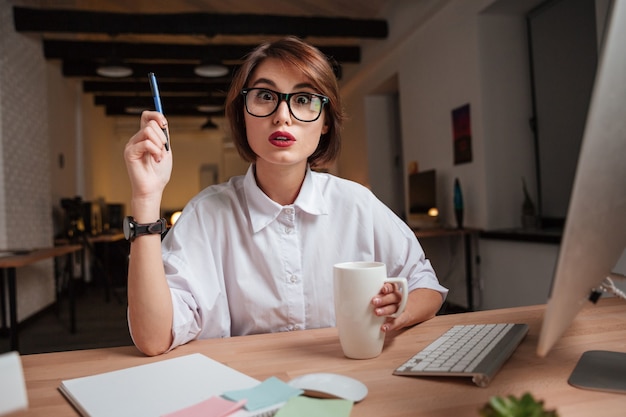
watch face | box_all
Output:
[123,216,134,240]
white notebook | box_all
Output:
[0,351,29,415]
[59,353,280,417]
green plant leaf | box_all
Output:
[478,393,558,417]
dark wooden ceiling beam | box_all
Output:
[63,60,236,80]
[45,41,256,61]
[14,6,388,39]
[104,105,223,117]
[45,40,360,63]
[83,80,231,94]
[94,95,225,107]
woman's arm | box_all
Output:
[124,111,175,356]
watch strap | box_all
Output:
[125,217,167,241]
[138,219,167,235]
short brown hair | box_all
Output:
[225,36,344,167]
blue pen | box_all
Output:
[148,72,170,151]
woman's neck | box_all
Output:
[254,162,307,206]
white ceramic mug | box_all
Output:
[333,261,409,359]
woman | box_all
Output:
[124,36,447,356]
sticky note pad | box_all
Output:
[222,377,303,411]
[161,396,246,417]
[274,396,353,417]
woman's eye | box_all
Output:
[294,94,311,105]
[256,90,275,101]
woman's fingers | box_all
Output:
[136,111,169,149]
[140,110,167,129]
[372,285,403,316]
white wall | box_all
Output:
[478,12,537,230]
[48,62,82,234]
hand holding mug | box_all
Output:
[372,282,407,331]
[333,262,409,359]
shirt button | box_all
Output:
[290,275,298,283]
[293,325,301,330]
[285,227,293,234]
[285,208,294,215]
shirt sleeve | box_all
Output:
[160,207,233,350]
[369,193,449,299]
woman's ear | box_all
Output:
[321,123,329,135]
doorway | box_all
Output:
[364,75,405,218]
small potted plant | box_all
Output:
[479,393,558,417]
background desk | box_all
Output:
[88,233,126,303]
[0,245,82,351]
[413,227,480,310]
[56,233,127,303]
[16,297,625,416]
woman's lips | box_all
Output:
[269,131,296,147]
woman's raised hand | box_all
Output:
[124,111,173,204]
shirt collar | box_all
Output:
[244,164,328,233]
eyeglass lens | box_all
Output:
[243,88,327,122]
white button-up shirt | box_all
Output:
[160,165,447,349]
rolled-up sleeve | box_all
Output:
[370,196,448,300]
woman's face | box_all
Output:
[243,58,328,171]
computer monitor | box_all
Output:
[407,170,439,229]
[536,0,626,390]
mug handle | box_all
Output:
[384,277,409,318]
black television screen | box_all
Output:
[408,170,436,215]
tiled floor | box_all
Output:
[0,283,132,355]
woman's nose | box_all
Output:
[273,100,292,125]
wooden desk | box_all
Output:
[16,298,625,416]
[0,245,83,352]
[414,227,480,310]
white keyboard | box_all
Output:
[393,323,529,387]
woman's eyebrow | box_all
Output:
[293,82,316,91]
[249,78,316,91]
[250,78,276,88]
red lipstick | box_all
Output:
[269,131,296,148]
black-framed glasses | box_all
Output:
[241,88,329,122]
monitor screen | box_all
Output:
[537,0,626,363]
[408,170,437,215]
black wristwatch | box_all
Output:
[123,216,167,242]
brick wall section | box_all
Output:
[1,2,55,321]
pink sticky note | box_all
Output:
[162,396,246,417]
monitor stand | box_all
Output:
[568,350,626,393]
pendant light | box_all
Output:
[194,62,229,77]
[97,39,132,78]
[201,118,218,130]
[97,58,132,78]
